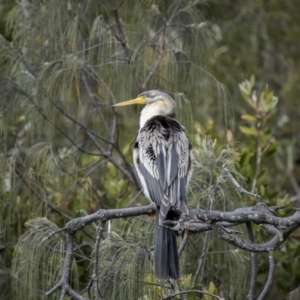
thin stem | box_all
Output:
[178,230,190,258]
[109,0,144,93]
[246,222,258,300]
[15,168,71,220]
[223,164,262,201]
[251,121,263,193]
[163,289,224,300]
[45,233,90,300]
[275,154,300,201]
[85,130,138,186]
[257,250,275,300]
[92,221,106,300]
[192,231,211,285]
[60,233,74,296]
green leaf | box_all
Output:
[241,114,257,122]
[239,83,250,101]
[250,74,255,87]
[263,142,280,157]
[259,184,266,196]
[204,282,218,300]
[203,289,212,300]
[208,281,217,294]
[183,273,193,290]
[239,126,258,136]
[259,87,279,113]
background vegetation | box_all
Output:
[0,0,299,299]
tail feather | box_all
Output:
[154,209,179,279]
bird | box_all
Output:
[113,90,193,279]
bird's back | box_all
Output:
[134,115,192,223]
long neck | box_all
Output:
[139,100,175,128]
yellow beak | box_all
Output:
[113,96,146,107]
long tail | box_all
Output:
[154,209,179,279]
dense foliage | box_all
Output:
[0,0,300,299]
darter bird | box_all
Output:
[114,90,193,279]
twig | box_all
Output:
[14,82,101,157]
[257,250,275,300]
[246,222,257,300]
[223,164,262,201]
[141,8,168,90]
[47,88,141,189]
[80,61,141,188]
[215,223,280,253]
[85,130,140,187]
[45,233,89,300]
[178,230,190,257]
[275,154,300,201]
[192,231,211,285]
[14,167,71,220]
[162,289,224,300]
[109,0,144,93]
[92,221,106,300]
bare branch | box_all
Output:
[44,198,300,300]
[163,289,225,300]
[246,222,258,300]
[109,0,144,93]
[64,204,156,233]
[45,233,90,300]
[257,250,275,300]
[193,203,300,228]
[90,221,106,300]
[216,223,280,253]
[85,130,140,188]
[223,164,262,201]
[13,82,101,157]
[178,230,190,258]
[15,167,72,220]
[193,231,211,285]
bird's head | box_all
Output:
[114,90,176,127]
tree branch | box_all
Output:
[90,221,106,300]
[246,222,258,300]
[109,0,144,93]
[45,233,89,300]
[193,204,300,228]
[64,204,156,233]
[257,250,275,300]
[163,289,224,300]
[45,199,300,299]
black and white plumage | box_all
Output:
[114,90,193,279]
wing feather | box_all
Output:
[167,143,179,186]
[139,163,164,206]
[157,150,167,190]
[134,116,192,223]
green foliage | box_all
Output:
[191,134,242,210]
[11,218,75,300]
[237,76,287,201]
[182,134,249,299]
[236,77,297,297]
[95,219,154,299]
[0,0,299,299]
[203,282,219,300]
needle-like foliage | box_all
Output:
[95,218,154,299]
[2,0,298,299]
[11,218,78,300]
